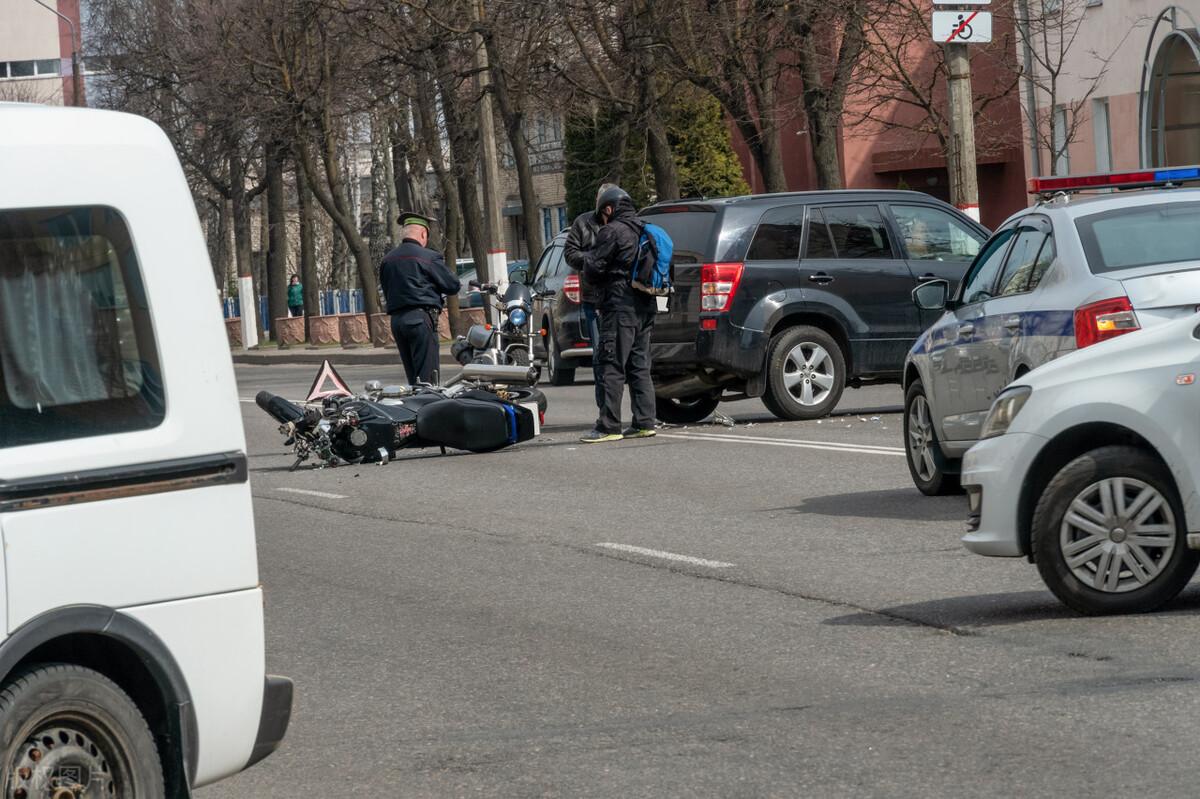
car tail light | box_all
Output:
[563,273,580,303]
[1074,296,1140,349]
[700,263,744,313]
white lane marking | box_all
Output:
[276,487,347,500]
[659,431,905,456]
[596,543,735,568]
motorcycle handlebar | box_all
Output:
[255,391,307,425]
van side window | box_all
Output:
[0,206,164,449]
[747,205,805,261]
[808,205,894,259]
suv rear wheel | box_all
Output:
[1,664,164,798]
[655,394,719,425]
[1032,445,1199,615]
[762,326,845,421]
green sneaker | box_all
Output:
[622,427,657,439]
[581,429,623,444]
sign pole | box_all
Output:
[945,42,980,222]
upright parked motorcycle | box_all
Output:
[452,279,552,378]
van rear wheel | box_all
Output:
[0,664,164,799]
[762,326,845,421]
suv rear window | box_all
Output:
[640,206,718,264]
[1076,201,1200,272]
[0,206,164,449]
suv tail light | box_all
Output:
[1074,296,1139,349]
[563,273,580,303]
[701,262,744,313]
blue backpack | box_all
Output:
[627,221,673,296]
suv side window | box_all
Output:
[0,206,164,449]
[533,244,557,282]
[891,204,983,261]
[747,205,805,260]
[808,205,894,259]
[546,245,566,278]
[959,228,1016,306]
[996,224,1051,297]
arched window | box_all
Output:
[1142,11,1200,166]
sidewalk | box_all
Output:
[232,343,459,368]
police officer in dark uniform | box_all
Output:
[379,212,461,385]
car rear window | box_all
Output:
[1076,201,1200,273]
[640,206,719,263]
[0,206,164,449]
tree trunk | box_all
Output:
[265,141,289,339]
[230,156,254,284]
[216,198,232,292]
[297,165,319,341]
[416,72,466,337]
[483,33,544,264]
[435,67,488,291]
[382,116,401,246]
[294,127,382,314]
[369,114,391,265]
[805,101,844,190]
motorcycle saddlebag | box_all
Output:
[416,397,534,453]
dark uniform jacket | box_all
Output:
[379,238,461,314]
[581,197,655,315]
[564,210,602,305]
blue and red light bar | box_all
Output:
[1028,166,1200,194]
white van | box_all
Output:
[0,105,290,794]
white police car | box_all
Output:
[903,167,1200,494]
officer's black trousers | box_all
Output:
[595,306,656,433]
[391,308,440,385]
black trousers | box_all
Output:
[595,306,656,433]
[391,308,440,385]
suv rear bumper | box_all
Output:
[652,316,766,377]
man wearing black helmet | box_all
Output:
[579,185,658,443]
[379,211,461,385]
[564,182,618,409]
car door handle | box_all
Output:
[957,323,975,339]
[918,273,937,280]
[807,272,834,285]
[1003,315,1021,331]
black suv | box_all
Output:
[527,230,593,385]
[645,191,989,423]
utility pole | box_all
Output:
[471,0,507,327]
[1015,0,1042,178]
[945,43,980,222]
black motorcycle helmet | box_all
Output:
[595,185,631,214]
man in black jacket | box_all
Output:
[563,183,618,409]
[579,187,657,443]
[379,212,461,385]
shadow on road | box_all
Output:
[826,584,1200,630]
[764,487,965,522]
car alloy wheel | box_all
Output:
[908,394,937,483]
[1060,477,1176,593]
[782,342,835,407]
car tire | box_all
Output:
[655,393,720,425]
[1032,445,1199,615]
[761,326,846,421]
[546,333,576,387]
[0,664,165,798]
[903,380,961,496]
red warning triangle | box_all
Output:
[306,359,353,402]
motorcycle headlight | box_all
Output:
[980,386,1032,440]
[509,308,527,328]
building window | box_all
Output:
[542,205,567,243]
[8,61,35,78]
[1053,106,1070,175]
[1092,98,1112,172]
[0,59,62,80]
[35,59,61,76]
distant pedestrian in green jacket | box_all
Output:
[287,275,304,317]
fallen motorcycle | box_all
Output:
[257,363,546,470]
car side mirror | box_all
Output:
[510,267,529,285]
[913,279,950,311]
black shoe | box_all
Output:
[622,427,657,439]
[581,429,623,443]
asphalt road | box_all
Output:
[199,363,1200,797]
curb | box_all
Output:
[232,350,459,367]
